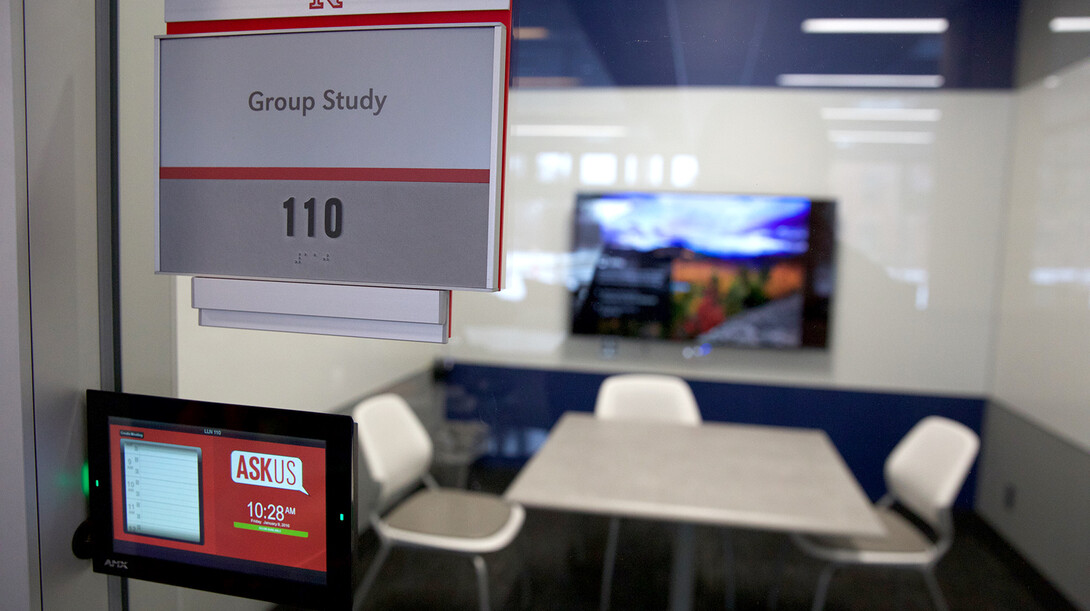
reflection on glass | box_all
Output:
[821,107,942,122]
[624,154,638,185]
[1029,267,1090,287]
[828,130,935,146]
[1027,59,1090,309]
[536,152,572,182]
[579,153,618,185]
[886,267,930,310]
[648,154,664,186]
[670,155,699,187]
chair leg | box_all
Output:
[514,536,532,611]
[354,540,392,610]
[599,516,621,611]
[811,563,837,611]
[921,568,949,611]
[473,554,491,611]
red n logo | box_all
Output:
[308,0,343,8]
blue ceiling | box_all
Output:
[510,0,1020,89]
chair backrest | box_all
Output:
[885,416,980,530]
[352,393,433,510]
[594,374,702,425]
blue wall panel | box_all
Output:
[511,0,1020,89]
[444,363,985,508]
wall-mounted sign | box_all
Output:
[156,23,506,291]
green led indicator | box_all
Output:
[340,513,345,521]
[81,462,90,498]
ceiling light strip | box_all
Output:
[1049,17,1090,32]
[802,18,949,34]
[778,74,945,88]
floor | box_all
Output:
[347,466,1078,611]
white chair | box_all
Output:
[593,374,701,610]
[352,393,525,611]
[593,373,702,426]
[787,416,980,611]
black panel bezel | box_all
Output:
[87,390,355,610]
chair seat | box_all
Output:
[380,488,526,554]
[793,506,939,566]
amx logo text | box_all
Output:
[103,559,128,570]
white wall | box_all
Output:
[173,276,443,409]
[165,87,1015,407]
[445,88,1013,397]
[992,57,1090,453]
[977,404,1090,609]
[978,56,1090,610]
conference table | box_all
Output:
[504,412,885,610]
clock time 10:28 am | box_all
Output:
[247,501,297,522]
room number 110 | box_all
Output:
[283,197,343,238]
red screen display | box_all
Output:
[108,420,327,574]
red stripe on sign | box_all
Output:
[160,167,490,183]
[167,10,512,35]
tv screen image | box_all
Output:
[570,192,835,349]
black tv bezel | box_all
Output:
[569,191,837,349]
[86,390,356,610]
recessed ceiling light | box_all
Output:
[802,18,949,34]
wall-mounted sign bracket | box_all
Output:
[192,278,450,343]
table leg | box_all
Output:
[599,517,620,611]
[669,523,695,611]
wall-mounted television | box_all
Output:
[569,191,836,349]
[86,390,356,609]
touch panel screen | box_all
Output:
[106,417,329,581]
[120,440,204,543]
[87,390,355,610]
